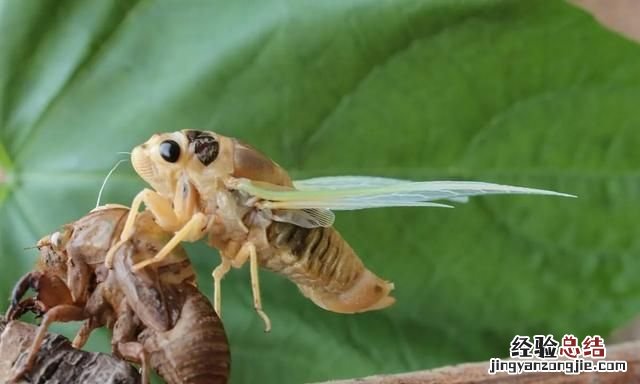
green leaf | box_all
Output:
[1,1,639,383]
[0,138,11,204]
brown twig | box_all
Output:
[570,0,640,43]
[318,340,640,384]
[0,317,140,384]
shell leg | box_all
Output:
[116,342,150,384]
[6,272,42,319]
[9,305,86,382]
[73,318,98,349]
[112,302,149,384]
[73,283,110,349]
[6,298,39,320]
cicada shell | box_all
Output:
[8,207,230,384]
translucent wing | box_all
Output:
[263,208,336,228]
[234,176,575,211]
[295,176,471,203]
[294,176,409,189]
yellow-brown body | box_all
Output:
[125,129,395,326]
[261,222,395,313]
[125,129,570,324]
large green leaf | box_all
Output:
[1,1,639,383]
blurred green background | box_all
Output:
[1,1,639,383]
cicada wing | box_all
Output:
[265,208,336,228]
[235,176,574,211]
[293,176,407,190]
[295,176,471,203]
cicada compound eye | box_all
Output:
[159,140,181,163]
[46,226,72,253]
[50,231,62,250]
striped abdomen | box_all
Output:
[139,284,230,384]
[263,222,395,313]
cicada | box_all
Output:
[107,130,573,331]
[7,206,230,384]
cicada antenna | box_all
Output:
[96,158,129,209]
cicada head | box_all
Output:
[35,225,72,276]
[131,130,236,196]
[132,130,292,199]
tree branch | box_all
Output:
[570,0,640,43]
[319,340,640,384]
[0,317,140,384]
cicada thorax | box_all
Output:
[231,139,293,187]
[203,137,295,252]
[182,133,292,199]
[65,207,129,266]
[260,221,395,314]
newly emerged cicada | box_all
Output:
[107,130,574,331]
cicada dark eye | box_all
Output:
[159,140,181,163]
[50,232,62,250]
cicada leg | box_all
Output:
[212,258,231,319]
[132,212,207,271]
[73,318,98,349]
[105,188,177,268]
[116,342,150,384]
[112,301,149,384]
[73,285,110,349]
[9,305,86,382]
[231,242,271,332]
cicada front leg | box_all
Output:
[73,283,111,349]
[105,188,178,268]
[132,212,208,271]
[230,241,271,332]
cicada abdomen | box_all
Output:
[263,221,395,313]
[138,284,230,384]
